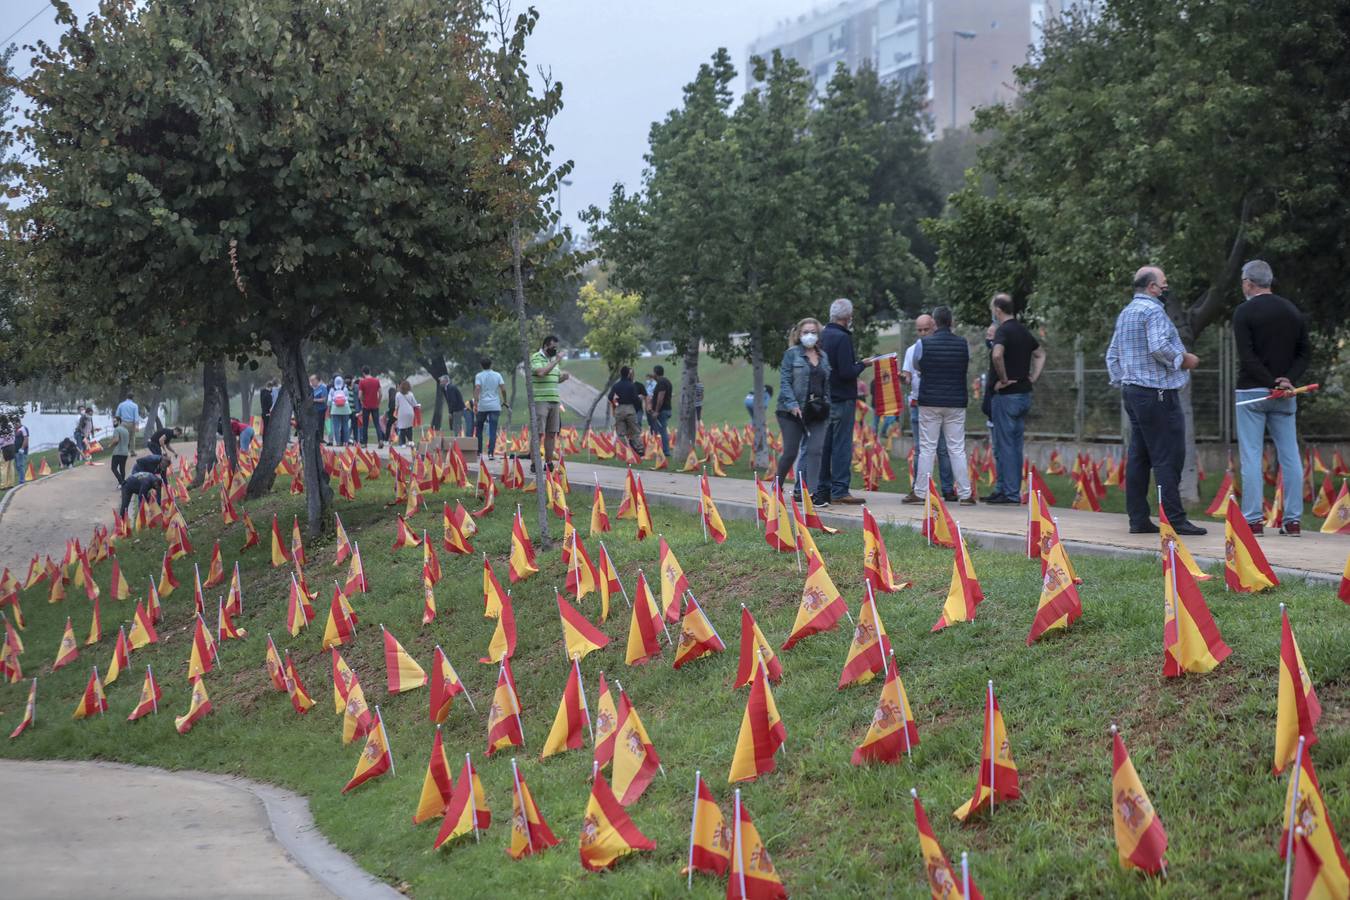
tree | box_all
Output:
[10,0,509,535]
[928,0,1350,498]
[576,282,647,430]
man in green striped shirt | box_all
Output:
[530,333,570,469]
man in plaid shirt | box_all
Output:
[1106,266,1205,536]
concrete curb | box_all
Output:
[13,760,401,900]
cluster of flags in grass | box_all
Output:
[3,430,1350,898]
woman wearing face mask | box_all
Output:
[776,317,832,501]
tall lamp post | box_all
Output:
[951,30,976,132]
[557,178,574,229]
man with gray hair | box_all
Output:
[1231,259,1311,536]
[815,298,876,505]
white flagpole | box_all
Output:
[1027,489,1035,558]
[148,665,157,715]
[602,542,633,607]
[441,646,475,711]
[686,771,701,890]
[987,679,995,817]
[511,757,532,854]
[575,655,594,743]
[733,789,747,900]
[925,484,932,547]
[698,472,709,543]
[892,650,911,760]
[1283,735,1306,900]
[869,582,886,678]
[687,590,724,649]
[638,568,672,644]
[375,705,394,777]
[466,753,481,843]
[792,494,803,574]
[961,851,971,898]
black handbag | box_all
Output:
[803,366,830,422]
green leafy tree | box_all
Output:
[576,282,647,429]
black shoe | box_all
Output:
[814,498,830,508]
[1129,522,1160,534]
[1173,522,1207,536]
[1248,522,1265,536]
[983,494,1018,504]
[942,491,958,502]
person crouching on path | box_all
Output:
[903,306,976,506]
[777,317,833,503]
[120,470,162,518]
[608,365,647,457]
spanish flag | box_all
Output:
[331,649,371,736]
[217,598,245,642]
[1026,527,1083,645]
[224,563,244,618]
[590,482,611,535]
[1340,550,1350,603]
[392,515,421,551]
[145,578,161,624]
[685,773,731,878]
[1275,606,1322,774]
[105,627,131,685]
[508,760,559,860]
[442,511,472,557]
[482,554,508,618]
[1070,469,1101,511]
[451,499,477,539]
[565,531,599,603]
[481,588,517,665]
[839,587,891,688]
[872,356,904,416]
[270,514,291,566]
[191,564,207,618]
[413,726,455,825]
[286,574,315,637]
[735,605,782,688]
[699,474,729,544]
[240,510,260,551]
[342,707,393,793]
[625,571,665,666]
[187,613,216,680]
[728,791,787,900]
[612,687,663,805]
[344,543,368,595]
[509,507,539,583]
[592,673,619,769]
[486,662,524,756]
[1223,500,1279,592]
[109,555,131,601]
[10,677,36,738]
[157,553,178,597]
[174,676,213,734]
[922,479,956,549]
[1029,490,1079,583]
[911,789,981,899]
[127,666,161,721]
[126,601,157,650]
[72,666,108,719]
[429,645,469,723]
[728,656,785,784]
[782,551,848,650]
[763,480,796,553]
[1204,468,1238,518]
[597,542,622,623]
[322,586,356,650]
[383,626,427,693]
[1111,726,1168,875]
[1280,743,1350,897]
[202,541,225,589]
[53,617,79,670]
[541,657,590,759]
[1159,504,1210,582]
[557,591,609,661]
[580,768,656,871]
[932,524,984,632]
[333,513,353,566]
[633,474,654,542]
[417,537,442,593]
[284,651,315,714]
[434,753,490,849]
[953,681,1020,822]
[657,536,690,622]
[790,496,820,561]
[852,654,918,765]
[1320,480,1350,534]
[674,593,725,670]
[615,467,637,519]
[754,474,771,525]
[1162,543,1231,677]
[266,633,288,691]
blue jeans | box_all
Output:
[14,450,26,483]
[653,409,671,456]
[1236,389,1302,525]
[240,427,255,452]
[814,399,856,500]
[476,410,500,456]
[910,406,952,494]
[330,414,352,445]
[990,392,1032,499]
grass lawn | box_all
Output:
[1,467,1346,898]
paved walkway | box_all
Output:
[0,461,116,574]
[556,460,1346,583]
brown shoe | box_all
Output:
[833,495,865,505]
[1280,521,1301,537]
[901,492,923,504]
[958,496,978,506]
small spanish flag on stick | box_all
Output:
[684,771,730,884]
[580,762,655,871]
[507,758,558,860]
[1110,725,1168,876]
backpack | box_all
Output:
[332,389,347,408]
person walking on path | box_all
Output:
[608,365,647,457]
[816,298,875,506]
[11,419,29,485]
[776,318,832,502]
[438,375,466,438]
[1231,259,1311,536]
[902,314,954,499]
[985,293,1045,504]
[356,367,385,448]
[146,425,182,460]
[645,372,659,435]
[473,358,507,459]
[307,375,329,446]
[108,416,131,487]
[73,407,94,459]
[115,393,139,451]
[382,386,398,446]
[647,365,674,458]
[530,334,570,470]
[327,375,354,446]
[394,379,420,446]
[1105,265,1206,535]
[902,306,975,505]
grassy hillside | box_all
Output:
[1,467,1346,898]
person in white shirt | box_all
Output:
[901,314,954,499]
[393,379,420,446]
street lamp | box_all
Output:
[557,178,574,228]
[951,30,976,132]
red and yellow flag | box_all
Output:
[508,762,559,860]
[342,707,393,793]
[1320,480,1350,533]
[593,672,619,769]
[674,593,725,670]
[321,586,356,650]
[852,657,918,765]
[839,587,892,688]
[240,510,260,551]
[433,753,490,849]
[413,727,454,825]
[289,516,306,567]
[9,677,35,738]
[486,662,524,756]
[105,626,131,685]
[699,474,729,544]
[762,480,796,553]
[331,649,373,743]
[174,676,212,734]
[343,544,368,594]
[1281,745,1350,898]
[615,467,637,519]
[1275,606,1322,774]
[284,651,315,714]
[580,769,656,871]
[509,508,539,583]
[931,524,984,632]
[429,645,467,723]
[922,479,956,549]
[203,541,225,588]
[1162,543,1231,677]
[286,575,315,637]
[73,666,108,719]
[685,773,731,878]
[109,555,131,601]
[127,666,161,721]
[557,591,609,661]
[565,531,599,602]
[392,514,421,551]
[1026,527,1083,645]
[953,682,1020,821]
[590,482,611,535]
[782,551,848,650]
[735,606,782,688]
[633,474,654,541]
[125,601,157,651]
[862,506,907,592]
[270,514,291,567]
[482,555,508,619]
[625,571,665,666]
[872,356,904,416]
[480,587,518,665]
[157,553,178,597]
[728,792,787,900]
[1340,549,1350,603]
[422,533,444,587]
[542,657,589,759]
[334,513,353,566]
[728,657,785,784]
[612,688,662,805]
[912,789,982,899]
[53,617,79,670]
[187,614,216,680]
[657,537,690,622]
[1223,501,1279,592]
[383,626,427,693]
[596,543,622,623]
[1158,504,1210,582]
[1111,726,1168,875]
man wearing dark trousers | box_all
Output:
[986,293,1045,503]
[814,298,874,506]
[1105,266,1205,535]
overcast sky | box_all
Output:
[3,0,798,229]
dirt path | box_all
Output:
[0,462,118,574]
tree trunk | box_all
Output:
[239,374,255,422]
[218,366,239,472]
[506,366,518,432]
[511,221,549,543]
[190,359,226,488]
[423,355,449,429]
[274,333,332,539]
[145,376,165,435]
[750,333,769,470]
[674,339,700,462]
[247,387,292,499]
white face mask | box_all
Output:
[800,332,819,348]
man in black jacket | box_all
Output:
[438,375,466,436]
[814,298,875,506]
[902,306,975,505]
[1232,259,1311,536]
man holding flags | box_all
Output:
[1232,260,1311,536]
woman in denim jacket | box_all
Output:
[776,317,832,500]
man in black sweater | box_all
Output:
[814,298,875,506]
[1232,259,1311,535]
